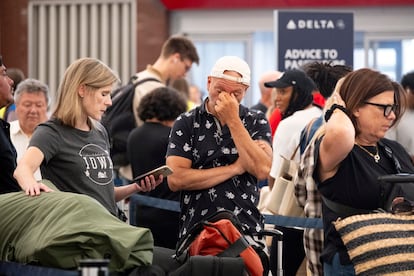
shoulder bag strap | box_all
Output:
[290,142,301,160]
[290,119,315,160]
[322,196,373,217]
[132,77,161,88]
[378,140,402,173]
[299,117,319,155]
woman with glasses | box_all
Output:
[312,68,414,275]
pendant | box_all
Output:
[374,154,380,163]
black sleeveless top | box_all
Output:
[314,138,414,265]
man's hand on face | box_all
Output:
[214,91,239,125]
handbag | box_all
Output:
[267,143,304,217]
[266,119,318,218]
[333,212,414,275]
[257,185,271,214]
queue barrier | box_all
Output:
[129,194,323,229]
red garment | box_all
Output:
[269,108,282,138]
[269,93,324,138]
[312,92,325,108]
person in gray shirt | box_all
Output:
[14,57,163,218]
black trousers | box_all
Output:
[269,226,305,276]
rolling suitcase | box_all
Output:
[258,228,283,276]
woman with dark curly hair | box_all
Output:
[127,86,187,249]
[265,69,322,276]
[297,61,352,276]
[303,61,353,108]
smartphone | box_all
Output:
[129,165,173,184]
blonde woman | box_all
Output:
[14,58,162,219]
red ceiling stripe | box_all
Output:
[160,0,414,10]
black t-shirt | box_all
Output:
[127,122,180,249]
[314,138,414,265]
[128,122,178,201]
[0,119,20,194]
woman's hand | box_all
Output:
[23,181,54,196]
[325,92,346,111]
[134,174,164,192]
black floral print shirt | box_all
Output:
[167,99,272,238]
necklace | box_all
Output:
[355,143,380,163]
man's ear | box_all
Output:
[207,76,212,90]
[172,53,181,63]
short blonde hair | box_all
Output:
[52,57,119,127]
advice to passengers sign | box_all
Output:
[274,10,354,70]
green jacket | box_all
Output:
[0,180,153,272]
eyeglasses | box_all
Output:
[364,101,397,117]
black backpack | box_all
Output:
[101,76,160,169]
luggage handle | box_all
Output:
[378,173,414,183]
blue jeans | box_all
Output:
[324,253,355,276]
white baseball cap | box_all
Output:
[209,56,251,86]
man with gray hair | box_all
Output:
[251,70,282,114]
[10,78,49,180]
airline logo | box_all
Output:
[286,19,346,30]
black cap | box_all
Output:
[264,69,316,94]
